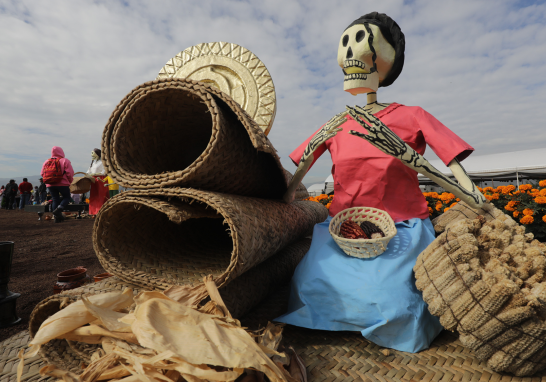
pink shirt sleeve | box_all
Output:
[414,108,474,165]
[289,125,328,169]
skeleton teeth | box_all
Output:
[344,73,368,81]
[343,59,366,70]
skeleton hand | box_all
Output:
[345,105,486,209]
[283,111,348,204]
[300,111,347,164]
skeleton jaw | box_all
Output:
[343,60,378,95]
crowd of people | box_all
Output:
[0,178,48,210]
[0,146,90,223]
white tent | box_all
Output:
[417,148,546,186]
[307,183,325,196]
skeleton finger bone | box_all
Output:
[283,111,349,204]
[345,105,485,209]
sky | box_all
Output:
[1,0,546,186]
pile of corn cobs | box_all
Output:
[340,220,385,240]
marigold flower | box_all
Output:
[519,184,532,191]
[435,204,442,212]
[523,208,534,216]
[477,187,483,192]
[520,215,534,224]
[504,201,518,211]
[325,203,332,209]
[491,193,499,200]
[455,198,461,202]
[543,215,546,223]
[539,180,546,188]
[535,196,546,204]
[540,189,546,196]
[483,187,494,192]
[450,202,458,207]
[485,194,493,201]
[444,207,450,213]
[502,185,516,194]
[513,211,520,218]
[428,207,433,215]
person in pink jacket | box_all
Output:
[40,146,74,222]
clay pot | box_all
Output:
[53,266,91,294]
[94,272,114,282]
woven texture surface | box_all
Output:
[415,202,546,376]
[92,189,327,289]
[0,331,53,382]
[4,278,546,380]
[27,237,312,375]
[101,78,287,198]
[329,207,397,259]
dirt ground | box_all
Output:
[0,209,104,342]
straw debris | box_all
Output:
[19,276,304,382]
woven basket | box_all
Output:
[69,172,95,194]
[101,78,287,198]
[92,189,326,290]
[329,207,397,258]
[414,201,546,376]
[28,239,311,374]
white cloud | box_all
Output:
[1,0,545,187]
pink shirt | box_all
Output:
[290,103,473,222]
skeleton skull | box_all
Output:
[338,23,396,95]
[91,150,99,161]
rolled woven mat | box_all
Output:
[101,77,287,198]
[415,201,546,376]
[92,188,326,289]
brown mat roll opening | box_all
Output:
[98,200,233,286]
[114,88,212,176]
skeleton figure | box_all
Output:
[277,12,486,353]
[284,14,486,209]
[87,148,105,176]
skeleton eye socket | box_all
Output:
[342,35,349,47]
[356,30,365,43]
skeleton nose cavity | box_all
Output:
[346,47,353,59]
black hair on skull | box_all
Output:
[90,148,102,169]
[345,12,405,87]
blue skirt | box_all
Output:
[275,216,443,353]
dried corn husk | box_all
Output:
[416,201,546,376]
[19,276,303,382]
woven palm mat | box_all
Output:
[93,189,326,290]
[5,286,546,380]
[241,287,546,382]
[102,77,287,198]
[0,331,52,382]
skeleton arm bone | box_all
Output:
[283,112,348,204]
[345,105,486,209]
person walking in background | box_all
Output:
[0,185,4,208]
[37,178,47,204]
[14,188,21,210]
[4,181,16,209]
[18,178,33,209]
[33,186,39,204]
[4,181,17,209]
[41,146,74,223]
